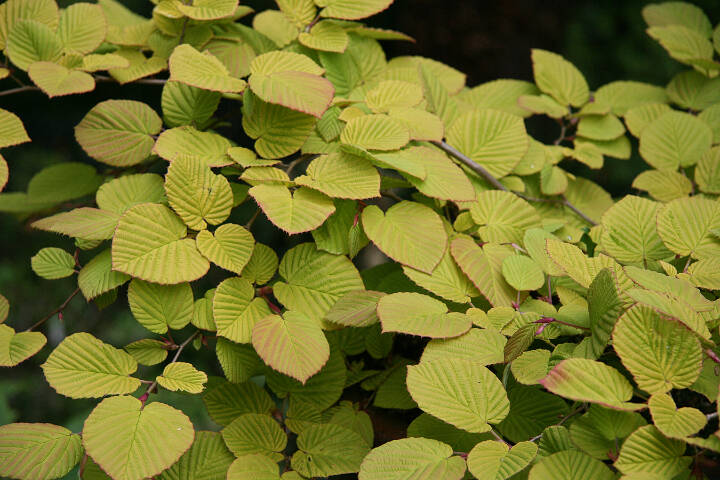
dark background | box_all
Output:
[1,1,719,475]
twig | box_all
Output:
[554,120,568,146]
[707,412,718,421]
[534,316,590,332]
[0,85,40,97]
[245,208,261,230]
[561,197,597,226]
[139,331,199,405]
[490,428,510,446]
[93,75,167,86]
[381,190,403,202]
[25,287,81,332]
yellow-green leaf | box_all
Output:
[196,224,254,275]
[340,114,410,151]
[614,425,691,478]
[30,247,75,280]
[294,152,380,199]
[127,279,193,334]
[377,292,472,338]
[155,126,232,168]
[467,440,537,480]
[450,237,516,307]
[0,324,46,367]
[649,393,706,438]
[639,111,712,169]
[359,437,467,480]
[250,184,335,234]
[0,423,83,480]
[157,362,208,394]
[531,49,589,107]
[213,277,271,343]
[222,413,287,460]
[169,44,246,93]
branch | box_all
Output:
[139,330,199,405]
[25,287,81,332]
[0,85,40,97]
[435,140,598,226]
[93,75,167,86]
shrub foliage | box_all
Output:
[1,0,720,479]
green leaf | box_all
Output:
[324,290,384,327]
[6,20,62,71]
[108,50,166,85]
[497,385,570,442]
[95,174,167,214]
[58,2,106,54]
[467,440,537,480]
[511,349,551,385]
[696,146,720,194]
[154,126,233,168]
[0,293,8,324]
[299,20,348,52]
[612,305,702,394]
[0,0,59,51]
[531,49,589,107]
[250,184,335,234]
[362,201,447,274]
[123,339,168,366]
[407,413,491,453]
[540,358,643,411]
[666,70,720,110]
[169,44,246,93]
[359,437,467,480]
[28,61,95,98]
[377,292,471,338]
[161,81,221,128]
[422,328,506,365]
[203,379,274,426]
[0,423,83,480]
[459,79,539,118]
[0,155,7,193]
[649,393,706,438]
[639,111,712,169]
[164,156,233,230]
[295,152,380,199]
[576,114,625,141]
[176,0,240,20]
[253,10,299,48]
[687,257,720,289]
[656,196,720,260]
[75,100,162,167]
[241,242,279,285]
[292,423,370,476]
[401,145,475,202]
[253,311,330,383]
[446,109,529,178]
[587,269,623,358]
[568,405,646,460]
[647,25,714,66]
[41,332,140,398]
[157,362,208,394]
[340,114,410,151]
[403,247,480,304]
[226,454,281,480]
[274,242,364,322]
[318,0,394,20]
[593,81,668,115]
[83,396,194,480]
[388,107,445,142]
[213,277,271,343]
[30,247,75,279]
[127,279,193,334]
[196,224,255,275]
[32,208,120,240]
[112,203,210,284]
[451,237,516,307]
[221,413,287,460]
[502,255,545,291]
[528,451,615,480]
[642,2,712,36]
[631,169,692,203]
[407,358,509,433]
[545,239,618,289]
[366,80,423,113]
[614,425,691,478]
[0,324,46,367]
[78,249,130,301]
[157,431,234,480]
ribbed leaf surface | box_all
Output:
[614,425,691,477]
[221,413,286,460]
[241,243,278,285]
[158,431,234,480]
[213,277,271,343]
[639,111,712,169]
[176,0,239,20]
[169,44,246,93]
[83,396,194,480]
[359,437,466,480]
[157,362,208,394]
[319,0,394,20]
[123,339,167,366]
[295,152,380,199]
[58,2,105,54]
[250,184,335,234]
[531,49,588,106]
[324,290,384,327]
[377,292,471,338]
[340,114,410,151]
[467,440,537,480]
[30,247,75,279]
[292,423,370,476]
[203,380,274,426]
[657,196,720,260]
[421,328,506,365]
[28,61,95,97]
[450,237,515,307]
[0,324,46,367]
[196,224,254,274]
[127,280,193,334]
[155,127,232,167]
[528,451,614,480]
[41,332,140,398]
[6,20,63,70]
[298,21,348,52]
[401,146,474,201]
[96,174,166,214]
[0,423,83,480]
[32,208,119,240]
[649,393,706,439]
[403,247,480,303]
[78,249,130,300]
[161,81,221,128]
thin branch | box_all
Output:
[381,190,403,202]
[490,428,510,446]
[244,208,261,230]
[94,75,167,86]
[561,197,597,226]
[707,412,718,421]
[554,120,568,146]
[0,85,40,97]
[25,287,81,332]
[139,331,199,405]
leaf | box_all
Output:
[292,423,370,476]
[108,50,166,85]
[656,196,720,260]
[407,358,509,433]
[221,413,287,460]
[502,255,544,291]
[403,247,480,304]
[340,114,410,151]
[78,249,130,301]
[588,269,623,358]
[294,152,380,199]
[123,339,168,366]
[95,174,167,214]
[568,405,646,460]
[154,126,232,168]
[471,190,540,244]
[28,61,95,97]
[196,224,254,275]
[161,81,221,128]
[157,431,234,480]
[647,25,714,66]
[176,0,239,20]
[612,305,702,394]
[459,79,539,118]
[358,437,467,480]
[58,2,106,54]
[41,332,140,398]
[642,2,712,36]
[544,239,617,289]
[421,328,506,365]
[497,385,570,443]
[639,111,712,169]
[0,293,8,324]
[407,414,491,453]
[79,53,132,72]
[366,80,423,113]
[446,109,529,178]
[540,359,642,411]
[213,277,271,343]
[388,107,445,142]
[83,396,194,480]
[0,155,7,193]
[324,290,384,327]
[696,146,720,194]
[649,393,706,438]
[299,20,348,53]
[32,208,120,240]
[362,201,447,273]
[250,184,335,234]
[0,0,59,51]
[226,454,281,480]
[252,311,330,383]
[75,100,162,167]
[593,81,668,115]
[531,49,588,107]
[632,169,693,203]
[614,425,691,478]
[169,44,246,93]
[112,203,210,284]
[253,10,299,48]
[377,292,471,338]
[203,380,274,426]
[0,324,46,367]
[30,247,75,279]
[6,20,63,71]
[241,243,279,285]
[400,145,475,202]
[127,280,194,334]
[249,51,334,118]
[528,451,615,480]
[450,237,516,307]
[511,349,551,385]
[467,440,537,480]
[318,0,394,20]
[157,362,208,394]
[273,243,364,321]
[0,423,83,480]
